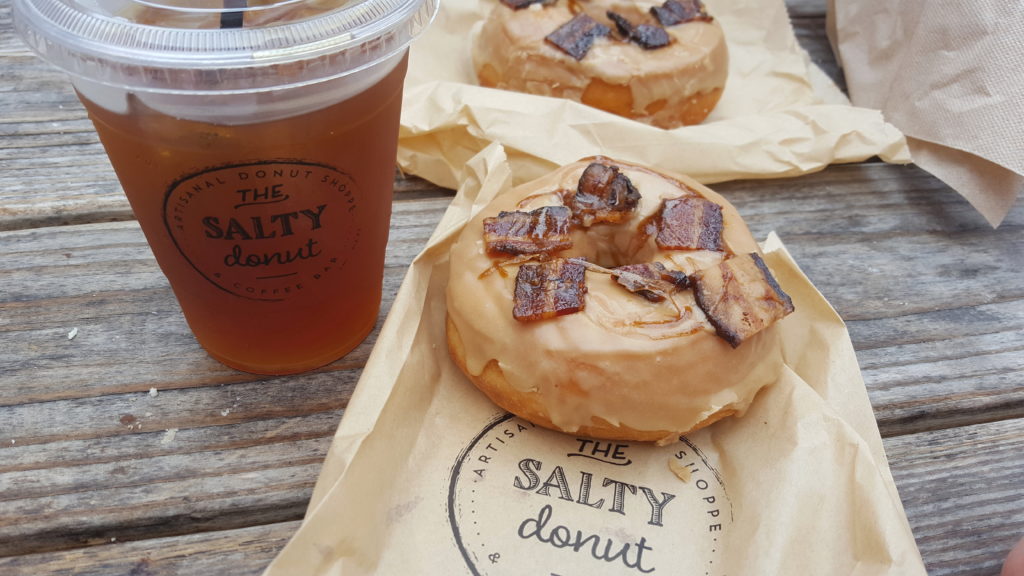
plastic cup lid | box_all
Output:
[13,0,439,93]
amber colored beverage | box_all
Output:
[80,56,409,374]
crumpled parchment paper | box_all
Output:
[397,0,911,191]
[263,143,926,575]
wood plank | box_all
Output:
[713,164,1023,322]
[3,418,1020,575]
[0,521,301,575]
[0,3,124,228]
[0,2,19,53]
[785,0,827,18]
[884,417,1024,576]
[0,460,322,556]
[793,17,846,92]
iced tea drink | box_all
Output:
[80,56,408,373]
[15,0,437,374]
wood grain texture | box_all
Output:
[0,1,130,230]
[884,418,1024,576]
[2,0,1022,573]
[793,17,846,92]
[713,166,1024,438]
[2,165,1022,570]
[0,200,450,556]
[0,201,451,406]
[2,419,1020,575]
[0,521,302,575]
[783,0,827,18]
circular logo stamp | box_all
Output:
[448,414,731,576]
[163,160,360,301]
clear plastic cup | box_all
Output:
[14,0,438,375]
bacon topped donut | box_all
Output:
[473,0,728,128]
[446,158,793,443]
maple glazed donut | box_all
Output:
[446,158,794,443]
[473,0,728,128]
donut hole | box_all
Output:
[564,224,722,338]
[569,233,643,269]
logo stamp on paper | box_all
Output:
[163,160,360,301]
[448,414,731,576]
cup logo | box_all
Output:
[163,160,359,301]
[449,414,731,575]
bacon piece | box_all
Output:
[500,0,555,9]
[567,162,641,226]
[630,23,671,49]
[483,205,572,256]
[513,258,588,321]
[545,14,610,61]
[606,11,670,49]
[655,196,723,251]
[650,0,713,26]
[606,10,635,38]
[692,253,794,347]
[612,262,690,302]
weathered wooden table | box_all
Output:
[2,0,1022,574]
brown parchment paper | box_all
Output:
[396,0,911,191]
[264,143,926,575]
[828,0,1024,226]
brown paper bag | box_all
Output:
[264,144,926,575]
[828,0,1024,226]
[397,0,911,191]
